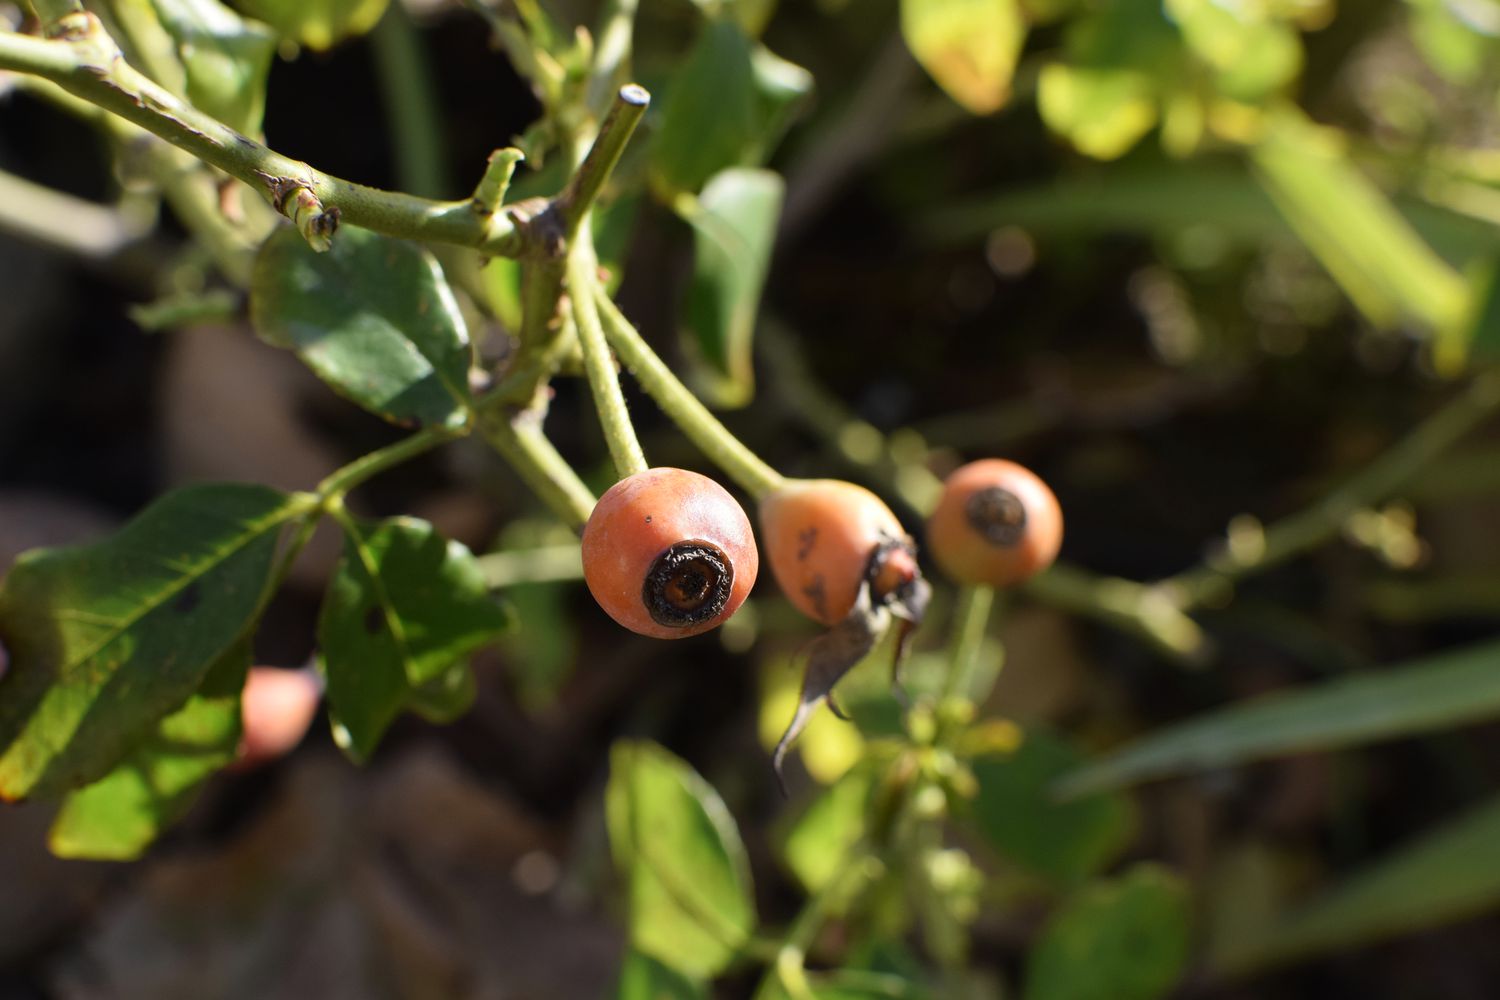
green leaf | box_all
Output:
[233,0,390,50]
[651,20,757,197]
[967,729,1133,884]
[1059,637,1500,798]
[617,950,708,1000]
[48,639,250,860]
[649,21,809,197]
[1214,794,1500,975]
[1251,105,1469,335]
[0,484,295,801]
[251,225,475,430]
[681,168,783,409]
[900,0,1025,115]
[1165,0,1301,102]
[1024,865,1191,1000]
[606,740,756,979]
[782,765,871,893]
[319,517,511,761]
[1037,64,1159,160]
[151,0,277,134]
[747,42,814,162]
[1036,0,1183,159]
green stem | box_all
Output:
[1165,371,1500,605]
[479,410,597,531]
[594,286,786,499]
[943,585,994,702]
[369,3,446,199]
[315,424,460,504]
[1024,564,1208,662]
[558,84,649,238]
[571,236,647,478]
[0,166,145,257]
[0,18,525,256]
[774,846,881,999]
[476,544,583,588]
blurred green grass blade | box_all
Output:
[1058,638,1500,798]
[921,158,1495,264]
[1251,105,1469,333]
[1213,794,1500,976]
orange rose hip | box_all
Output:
[759,478,916,626]
[927,459,1062,587]
[582,468,758,639]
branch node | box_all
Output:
[506,196,566,258]
[272,183,339,252]
[47,10,96,41]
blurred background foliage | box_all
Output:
[3,0,1500,996]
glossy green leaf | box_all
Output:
[617,950,708,1000]
[900,0,1025,115]
[234,0,390,50]
[1059,637,1500,798]
[681,168,783,409]
[0,484,295,801]
[151,0,277,134]
[782,765,871,892]
[1214,794,1500,975]
[1024,865,1191,1000]
[968,729,1133,883]
[1251,105,1469,335]
[252,225,474,430]
[48,639,250,860]
[649,21,809,197]
[606,740,756,978]
[319,517,512,761]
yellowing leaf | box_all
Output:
[900,0,1026,115]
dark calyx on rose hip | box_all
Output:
[643,541,733,628]
[966,485,1027,546]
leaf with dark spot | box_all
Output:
[319,517,513,761]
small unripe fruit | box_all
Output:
[759,479,916,626]
[927,459,1062,587]
[237,666,322,768]
[582,467,758,639]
